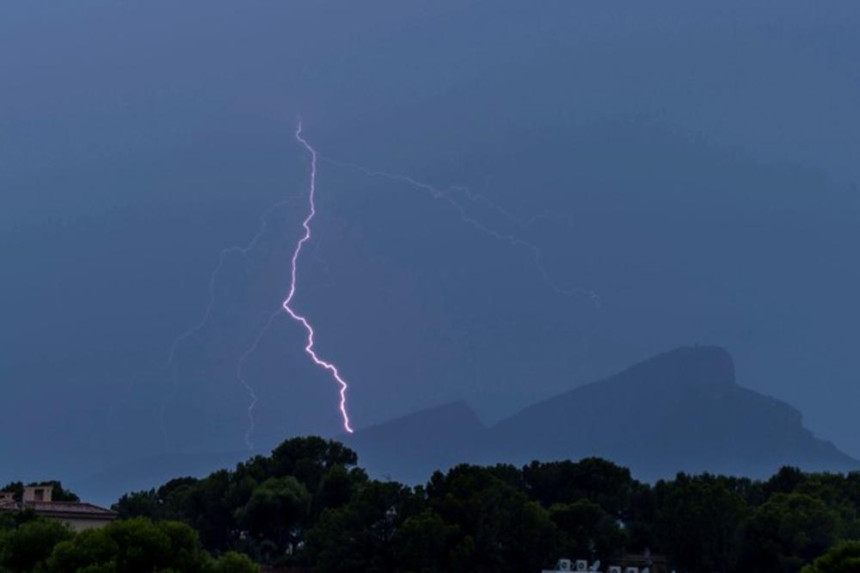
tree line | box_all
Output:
[5,436,860,572]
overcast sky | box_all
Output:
[2,0,859,480]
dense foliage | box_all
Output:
[0,514,257,572]
[8,438,860,572]
[802,541,860,573]
[106,438,860,572]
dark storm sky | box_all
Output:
[2,1,860,480]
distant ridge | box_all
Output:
[71,347,859,504]
[345,346,858,482]
[343,401,488,483]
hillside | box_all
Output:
[345,346,858,482]
[69,347,859,504]
[343,401,489,484]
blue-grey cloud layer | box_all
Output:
[2,0,859,481]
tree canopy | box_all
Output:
[7,437,860,572]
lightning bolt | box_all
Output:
[321,158,600,305]
[162,195,298,450]
[233,227,340,449]
[164,122,356,450]
[286,123,354,434]
[166,120,596,449]
[235,309,280,449]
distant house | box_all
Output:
[0,485,117,531]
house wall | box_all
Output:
[44,515,114,532]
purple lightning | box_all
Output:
[321,158,600,305]
[235,309,279,449]
[164,195,300,450]
[166,120,596,449]
[164,122,355,449]
[167,198,295,367]
[286,122,354,434]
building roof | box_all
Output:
[0,499,117,520]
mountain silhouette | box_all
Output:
[344,346,858,482]
[343,401,488,483]
[72,346,858,505]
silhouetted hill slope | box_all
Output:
[491,346,857,479]
[343,401,488,484]
[345,347,858,482]
[76,347,858,503]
